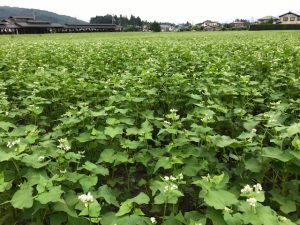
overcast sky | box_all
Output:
[1,0,300,23]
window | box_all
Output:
[298,17,300,21]
[283,17,288,21]
[290,17,295,21]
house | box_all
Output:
[279,12,300,24]
[160,23,175,32]
[231,19,250,29]
[200,20,221,31]
[257,16,279,24]
[0,16,123,34]
[174,23,192,31]
[201,20,220,27]
[3,16,64,34]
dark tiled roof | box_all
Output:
[15,21,64,28]
[65,24,117,29]
[279,11,300,18]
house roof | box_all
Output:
[279,11,300,18]
[64,24,117,29]
[202,20,220,24]
[15,21,64,28]
[0,21,19,29]
[258,16,278,21]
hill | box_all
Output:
[0,6,88,24]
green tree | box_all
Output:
[150,21,161,32]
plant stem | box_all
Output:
[163,201,168,224]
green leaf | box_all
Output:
[9,126,27,137]
[287,123,300,137]
[50,213,67,225]
[0,150,16,162]
[211,135,237,148]
[79,200,101,217]
[36,186,64,204]
[53,201,77,217]
[11,183,33,209]
[244,158,263,173]
[0,172,12,192]
[115,201,133,217]
[120,139,140,149]
[76,132,92,143]
[154,190,184,204]
[204,189,238,210]
[280,200,296,214]
[99,149,115,164]
[207,208,227,225]
[104,126,123,138]
[0,121,16,131]
[243,120,260,131]
[154,157,172,172]
[21,153,49,169]
[82,161,109,176]
[100,212,117,225]
[262,147,293,162]
[79,175,98,192]
[131,192,150,205]
[98,185,119,206]
[242,206,278,225]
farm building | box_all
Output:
[0,16,123,34]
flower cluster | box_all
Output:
[164,183,178,192]
[163,173,184,182]
[38,156,46,161]
[253,183,263,193]
[57,138,71,151]
[164,120,171,126]
[170,109,178,113]
[163,174,183,193]
[7,138,20,148]
[78,192,94,207]
[241,184,253,194]
[247,128,257,143]
[278,216,288,222]
[224,207,233,213]
[150,217,157,224]
[246,197,257,207]
[241,183,263,194]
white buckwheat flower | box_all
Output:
[241,184,253,194]
[224,207,233,213]
[171,184,178,190]
[246,197,257,207]
[164,176,170,181]
[178,173,184,180]
[78,192,94,207]
[57,138,71,151]
[170,109,178,113]
[7,138,21,148]
[170,176,176,181]
[278,216,287,221]
[164,183,178,192]
[164,120,171,126]
[253,183,263,193]
[150,217,157,224]
[38,156,45,161]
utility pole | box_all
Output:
[32,9,36,20]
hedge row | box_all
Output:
[250,24,300,30]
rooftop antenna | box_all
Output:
[112,14,116,24]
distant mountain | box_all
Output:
[0,6,88,24]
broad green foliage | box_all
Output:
[0,31,300,224]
